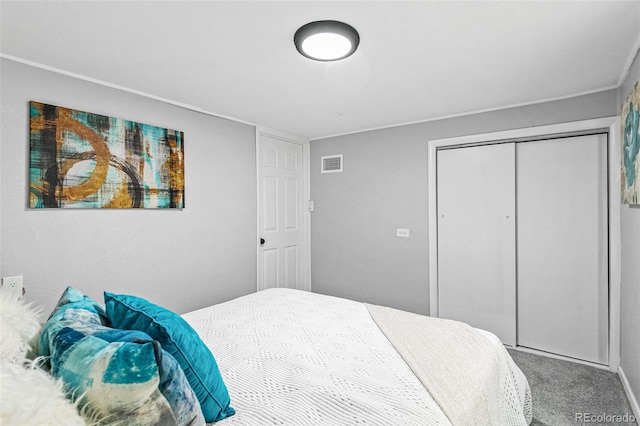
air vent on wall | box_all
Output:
[321,154,343,173]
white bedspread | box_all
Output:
[366,303,532,426]
[182,289,531,425]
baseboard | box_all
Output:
[619,366,640,420]
[508,345,611,371]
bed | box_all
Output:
[2,287,532,425]
[183,288,533,426]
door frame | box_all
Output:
[256,127,311,292]
[427,116,621,371]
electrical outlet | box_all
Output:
[2,276,23,300]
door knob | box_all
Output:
[260,238,265,246]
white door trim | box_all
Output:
[256,127,311,292]
[427,116,621,371]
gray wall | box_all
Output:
[0,59,257,315]
[310,90,618,315]
[618,48,640,415]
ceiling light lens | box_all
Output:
[294,20,360,62]
[301,33,352,61]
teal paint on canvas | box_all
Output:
[621,82,640,204]
[29,101,185,208]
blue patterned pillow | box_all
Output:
[105,292,235,423]
[39,287,204,426]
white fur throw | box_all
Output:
[0,358,85,425]
[0,291,42,362]
[0,291,86,425]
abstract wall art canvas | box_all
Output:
[621,81,640,205]
[29,102,184,208]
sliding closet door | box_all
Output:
[517,134,608,364]
[437,143,516,346]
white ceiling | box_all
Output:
[1,1,639,140]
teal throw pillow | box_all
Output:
[104,292,235,423]
[39,287,204,426]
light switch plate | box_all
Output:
[396,228,410,238]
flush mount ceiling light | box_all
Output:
[294,20,360,61]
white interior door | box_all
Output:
[437,143,517,346]
[516,134,608,364]
[258,133,306,291]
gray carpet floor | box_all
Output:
[508,349,637,426]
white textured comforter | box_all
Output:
[182,289,532,425]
